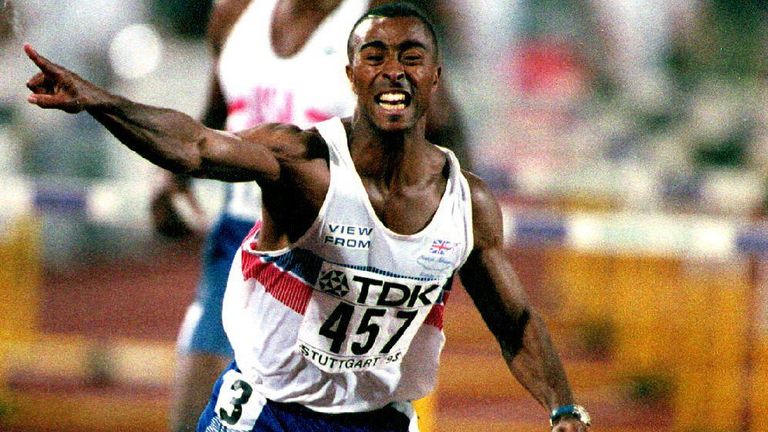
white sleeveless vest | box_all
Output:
[222,118,474,413]
[217,0,366,221]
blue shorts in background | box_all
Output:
[177,215,255,357]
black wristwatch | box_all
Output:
[549,404,591,427]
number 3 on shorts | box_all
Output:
[214,370,262,430]
[219,379,252,424]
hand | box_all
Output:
[150,171,208,239]
[551,417,590,432]
[24,43,102,113]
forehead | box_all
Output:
[351,16,435,52]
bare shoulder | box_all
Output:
[208,0,252,53]
[463,171,504,249]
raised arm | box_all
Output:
[23,44,284,183]
[458,174,589,432]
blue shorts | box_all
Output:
[197,362,416,432]
[177,215,256,356]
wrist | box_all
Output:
[84,88,126,113]
[549,404,591,427]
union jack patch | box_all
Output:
[430,239,453,255]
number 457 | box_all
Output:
[318,303,418,356]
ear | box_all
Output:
[431,66,442,94]
[346,64,357,94]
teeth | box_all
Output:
[380,103,406,111]
[380,93,404,101]
[377,92,408,111]
[379,92,406,102]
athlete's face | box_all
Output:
[346,16,440,133]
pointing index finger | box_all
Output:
[23,43,58,74]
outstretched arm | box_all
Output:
[23,44,283,183]
[459,174,589,432]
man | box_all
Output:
[24,3,590,431]
[148,1,470,430]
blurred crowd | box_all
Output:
[1,0,768,262]
[462,0,768,216]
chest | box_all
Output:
[361,178,446,236]
[312,169,466,281]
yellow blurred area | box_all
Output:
[549,249,755,431]
[0,216,44,429]
[0,216,41,368]
[413,395,435,432]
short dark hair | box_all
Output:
[346,2,439,61]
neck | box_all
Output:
[348,115,431,186]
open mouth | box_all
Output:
[375,90,411,111]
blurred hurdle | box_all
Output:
[0,214,42,425]
[0,214,41,359]
[504,206,768,431]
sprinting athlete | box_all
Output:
[23,3,590,431]
[149,1,468,430]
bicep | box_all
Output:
[459,175,531,337]
[459,243,531,339]
[193,124,299,182]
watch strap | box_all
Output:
[549,404,591,427]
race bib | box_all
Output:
[297,262,447,373]
[214,370,266,431]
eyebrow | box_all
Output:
[359,40,387,52]
[359,39,429,53]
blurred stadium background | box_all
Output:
[1,0,768,431]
